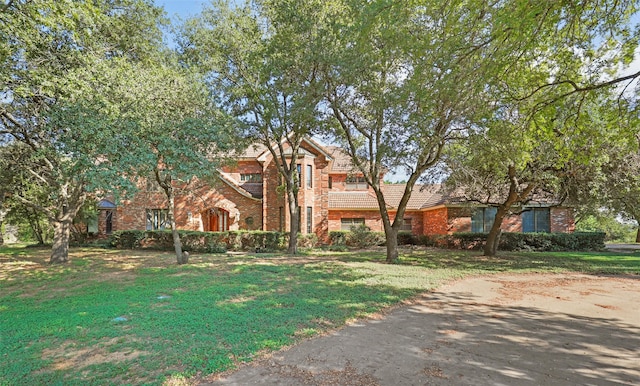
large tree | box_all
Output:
[316,0,640,262]
[93,60,239,264]
[180,0,325,254]
[444,92,634,255]
[0,0,166,263]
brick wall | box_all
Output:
[550,207,575,233]
[115,178,262,232]
[261,144,331,241]
[328,210,383,232]
[423,207,449,235]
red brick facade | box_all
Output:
[101,139,575,240]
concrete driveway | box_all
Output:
[202,273,640,386]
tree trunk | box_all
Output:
[483,206,509,257]
[384,224,399,263]
[156,171,186,264]
[50,220,71,263]
[0,207,6,246]
[167,190,186,264]
[287,199,299,255]
[635,227,640,243]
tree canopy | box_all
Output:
[0,0,166,262]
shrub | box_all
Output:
[345,224,385,248]
[108,230,284,252]
[109,230,146,249]
[397,231,416,245]
[297,233,318,249]
[445,231,606,252]
[329,231,348,245]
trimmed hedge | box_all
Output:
[108,229,604,253]
[438,232,606,252]
[329,225,385,248]
[109,230,285,252]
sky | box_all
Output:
[155,0,208,21]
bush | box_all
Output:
[446,231,606,252]
[397,231,416,245]
[108,230,284,252]
[297,233,318,249]
[329,231,348,245]
[345,224,385,248]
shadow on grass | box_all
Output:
[0,250,421,385]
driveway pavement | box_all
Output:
[202,273,640,386]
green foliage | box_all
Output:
[329,231,348,246]
[0,0,167,262]
[444,232,606,252]
[397,231,417,245]
[330,227,386,249]
[296,234,319,249]
[346,225,386,249]
[576,214,638,243]
[109,230,284,252]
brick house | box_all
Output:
[99,138,575,240]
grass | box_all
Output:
[1,244,638,385]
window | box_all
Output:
[400,218,412,231]
[522,208,550,233]
[240,173,262,182]
[296,164,302,187]
[297,206,302,232]
[146,209,168,230]
[279,206,284,232]
[306,165,312,189]
[471,207,497,233]
[346,176,368,190]
[328,176,333,189]
[105,210,113,234]
[341,218,365,231]
[306,206,313,233]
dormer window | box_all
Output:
[346,176,368,190]
[240,173,262,182]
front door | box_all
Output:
[208,208,229,232]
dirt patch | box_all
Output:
[204,273,640,385]
[41,337,149,371]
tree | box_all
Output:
[573,106,640,242]
[445,90,637,255]
[316,0,640,261]
[94,60,239,264]
[0,0,166,263]
[180,0,325,254]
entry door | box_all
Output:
[209,209,229,232]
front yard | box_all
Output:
[1,245,638,385]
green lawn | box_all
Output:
[1,245,638,385]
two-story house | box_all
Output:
[97,138,575,240]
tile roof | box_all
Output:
[328,184,446,210]
[329,191,386,209]
[239,182,263,199]
[239,143,268,159]
[326,146,358,173]
[382,184,444,210]
[218,172,262,200]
